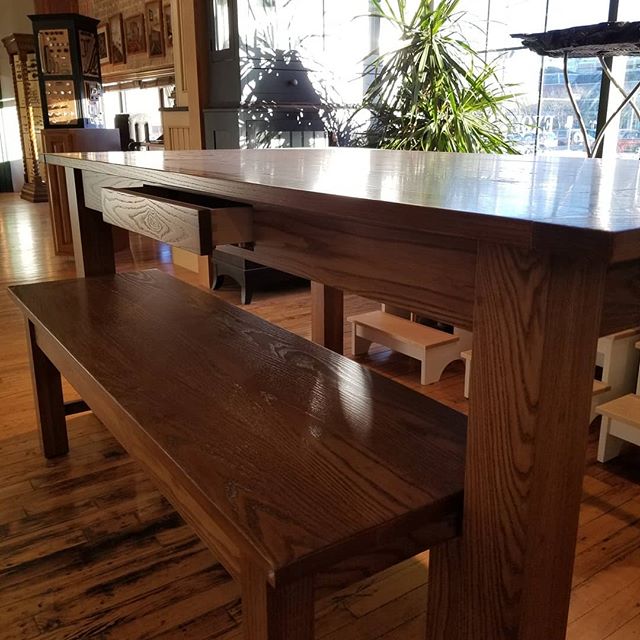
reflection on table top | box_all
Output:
[46,148,640,262]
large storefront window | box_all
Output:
[459,0,637,157]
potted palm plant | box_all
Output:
[362,0,518,153]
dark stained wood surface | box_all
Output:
[5,193,640,639]
[26,320,68,459]
[45,149,640,262]
[514,21,640,58]
[101,187,254,255]
[426,246,608,639]
[310,282,344,354]
[9,269,466,584]
[42,151,640,638]
[222,208,478,331]
[242,560,315,640]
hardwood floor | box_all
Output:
[1,192,639,639]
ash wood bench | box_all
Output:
[10,269,466,640]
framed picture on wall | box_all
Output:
[97,23,110,64]
[79,30,100,76]
[125,14,146,55]
[108,13,126,65]
[163,4,173,48]
[145,1,165,57]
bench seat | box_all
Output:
[10,270,466,639]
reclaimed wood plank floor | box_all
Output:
[1,193,639,639]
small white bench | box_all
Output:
[596,340,640,462]
[596,394,640,462]
[595,329,640,402]
[348,310,472,385]
[462,350,610,421]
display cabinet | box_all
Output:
[2,33,48,202]
[29,13,104,129]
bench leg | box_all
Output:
[241,560,314,640]
[26,320,69,458]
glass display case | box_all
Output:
[29,13,104,128]
[1,33,48,202]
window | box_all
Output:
[462,0,637,157]
[102,86,163,143]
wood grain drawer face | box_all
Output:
[82,170,143,211]
[101,187,253,254]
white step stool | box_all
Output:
[462,327,640,404]
[596,394,640,462]
[348,310,472,385]
[595,329,640,403]
[462,349,609,421]
[595,339,640,462]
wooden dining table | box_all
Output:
[45,147,640,639]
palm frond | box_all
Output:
[362,0,519,154]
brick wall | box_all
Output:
[78,0,174,80]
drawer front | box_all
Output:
[82,170,143,211]
[101,187,253,254]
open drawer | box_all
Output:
[101,185,253,255]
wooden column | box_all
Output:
[65,167,115,277]
[26,320,68,458]
[426,243,607,639]
[167,0,213,287]
[310,282,344,354]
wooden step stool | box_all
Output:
[596,393,640,462]
[595,340,640,462]
[596,329,640,401]
[462,350,609,421]
[348,310,472,385]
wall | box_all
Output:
[78,0,174,81]
[0,1,36,192]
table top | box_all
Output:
[514,20,640,58]
[47,148,640,262]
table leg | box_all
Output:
[241,559,314,639]
[65,167,116,277]
[311,282,344,354]
[425,243,607,639]
[26,320,68,458]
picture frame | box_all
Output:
[97,23,110,64]
[124,13,146,55]
[79,30,99,76]
[108,13,126,65]
[163,3,173,48]
[145,1,165,58]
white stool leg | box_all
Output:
[420,346,456,385]
[463,357,471,399]
[454,327,473,352]
[598,416,626,463]
[352,328,372,356]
